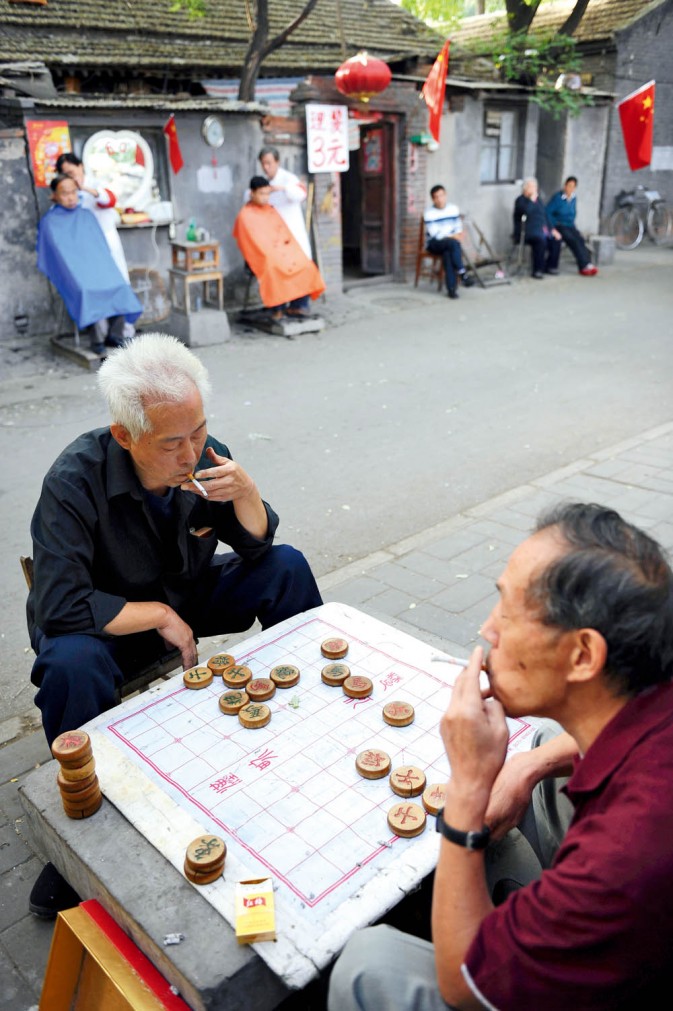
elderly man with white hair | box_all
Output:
[513,177,562,279]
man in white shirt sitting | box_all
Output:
[423,184,475,299]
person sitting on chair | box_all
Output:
[27,332,323,917]
[513,177,562,279]
[233,176,325,322]
[37,174,141,355]
[423,185,475,300]
[547,176,598,276]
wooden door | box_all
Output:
[360,122,395,274]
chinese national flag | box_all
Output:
[163,114,184,174]
[421,40,450,144]
[617,80,655,171]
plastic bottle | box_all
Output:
[186,218,198,242]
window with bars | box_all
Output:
[479,107,523,184]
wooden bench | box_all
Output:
[20,556,180,699]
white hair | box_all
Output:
[97,333,211,440]
[522,177,538,195]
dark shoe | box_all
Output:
[460,272,476,288]
[104,336,125,349]
[29,862,80,920]
[532,272,544,279]
[90,343,105,355]
[447,287,459,299]
[544,268,559,275]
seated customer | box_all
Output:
[513,177,562,278]
[27,332,323,915]
[547,176,598,276]
[37,174,141,354]
[233,176,325,321]
[423,185,475,299]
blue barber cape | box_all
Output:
[37,204,141,328]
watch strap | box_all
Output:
[435,808,491,850]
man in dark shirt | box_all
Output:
[27,332,322,915]
[329,503,673,1010]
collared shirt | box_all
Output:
[463,681,673,1010]
[27,428,278,638]
[546,189,577,229]
[424,202,462,243]
[266,165,312,259]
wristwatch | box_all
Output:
[435,809,491,850]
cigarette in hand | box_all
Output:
[188,473,208,497]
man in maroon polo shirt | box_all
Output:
[329,502,673,1010]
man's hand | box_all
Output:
[181,447,269,540]
[552,227,562,240]
[441,646,509,806]
[155,608,198,670]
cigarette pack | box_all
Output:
[235,877,276,944]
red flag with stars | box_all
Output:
[617,80,655,171]
[163,114,184,174]
[421,40,450,144]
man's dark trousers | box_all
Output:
[526,235,561,275]
[555,224,591,270]
[32,545,322,746]
[426,237,464,292]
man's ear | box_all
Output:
[110,423,133,451]
[567,628,607,685]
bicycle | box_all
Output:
[608,185,672,249]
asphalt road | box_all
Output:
[1,243,672,727]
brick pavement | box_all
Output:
[2,419,672,1009]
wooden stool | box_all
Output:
[170,240,220,273]
[169,268,224,315]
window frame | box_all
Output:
[479,105,524,186]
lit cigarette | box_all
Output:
[188,473,208,497]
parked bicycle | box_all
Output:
[608,185,672,249]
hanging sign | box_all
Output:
[306,104,349,173]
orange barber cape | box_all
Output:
[233,202,325,307]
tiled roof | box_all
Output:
[0,0,444,72]
[451,0,668,49]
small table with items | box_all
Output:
[169,240,224,315]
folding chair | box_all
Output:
[459,216,512,288]
[414,217,444,291]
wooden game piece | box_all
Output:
[58,757,97,782]
[238,703,271,729]
[355,749,391,780]
[321,662,351,686]
[51,730,92,766]
[222,664,253,688]
[382,701,415,727]
[183,859,224,885]
[183,666,213,690]
[218,690,249,715]
[321,637,349,659]
[343,675,373,699]
[422,783,448,816]
[390,765,426,798]
[246,678,276,702]
[185,835,227,873]
[207,653,236,675]
[58,777,102,805]
[269,664,300,688]
[61,793,104,819]
[57,769,98,794]
[387,802,427,838]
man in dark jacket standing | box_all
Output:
[513,177,562,278]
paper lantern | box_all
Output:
[335,51,392,103]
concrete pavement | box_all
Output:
[2,411,673,1008]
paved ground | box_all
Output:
[2,412,672,1008]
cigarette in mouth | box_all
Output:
[188,473,208,497]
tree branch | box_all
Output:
[558,0,590,37]
[261,0,320,59]
[505,0,541,35]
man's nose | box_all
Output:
[178,441,197,468]
[480,611,498,646]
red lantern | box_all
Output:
[335,51,392,103]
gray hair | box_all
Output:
[522,177,538,196]
[259,145,280,162]
[97,333,211,440]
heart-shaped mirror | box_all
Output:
[82,130,154,211]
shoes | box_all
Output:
[29,862,80,920]
[532,272,544,279]
[460,272,475,288]
[104,336,125,349]
[90,343,105,355]
[580,264,598,276]
[545,268,559,275]
[447,287,459,299]
[285,310,311,320]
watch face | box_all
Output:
[202,115,225,148]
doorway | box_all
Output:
[341,120,396,281]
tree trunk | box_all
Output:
[238,0,319,102]
[505,0,541,34]
[559,0,591,37]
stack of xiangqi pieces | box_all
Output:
[51,730,103,819]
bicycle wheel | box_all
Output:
[646,203,673,245]
[609,207,643,250]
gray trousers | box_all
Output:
[327,726,573,1011]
